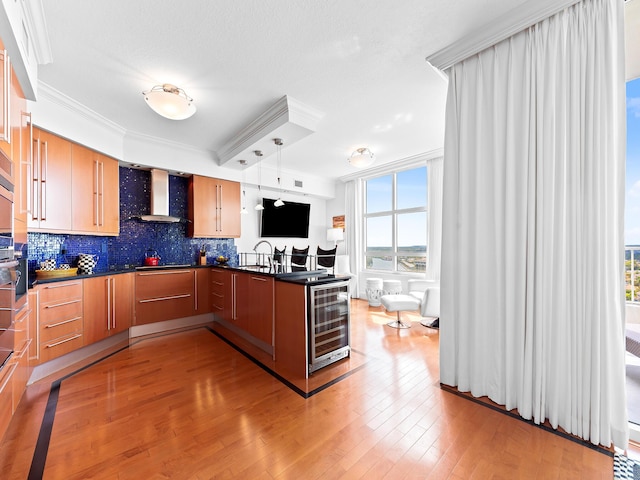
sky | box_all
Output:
[627,77,640,245]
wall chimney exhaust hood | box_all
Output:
[138,169,182,223]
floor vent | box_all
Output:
[294,180,303,188]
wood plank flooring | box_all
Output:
[0,299,614,479]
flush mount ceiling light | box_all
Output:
[348,147,375,168]
[273,138,285,208]
[142,84,196,120]
[254,150,265,211]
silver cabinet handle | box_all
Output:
[45,334,82,348]
[137,270,190,276]
[44,299,81,309]
[45,316,81,328]
[44,281,81,289]
[139,294,191,303]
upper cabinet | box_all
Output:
[29,127,72,232]
[0,46,10,161]
[71,144,119,235]
[12,69,29,246]
[188,175,240,238]
[28,128,119,235]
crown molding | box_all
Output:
[23,0,52,64]
[37,81,127,136]
[426,0,581,71]
[339,148,444,183]
[217,94,324,169]
[124,129,217,159]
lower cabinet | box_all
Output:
[245,275,274,345]
[83,273,133,345]
[211,267,274,350]
[210,268,229,319]
[134,269,194,325]
[37,280,83,364]
[0,358,16,444]
[193,268,211,316]
[12,302,31,409]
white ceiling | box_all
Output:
[37,0,532,180]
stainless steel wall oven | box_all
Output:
[0,148,16,371]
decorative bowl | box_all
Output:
[216,256,229,265]
[36,267,79,279]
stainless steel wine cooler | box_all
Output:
[308,279,351,374]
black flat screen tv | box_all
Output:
[260,198,310,238]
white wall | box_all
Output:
[235,185,328,260]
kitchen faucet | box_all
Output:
[252,240,273,266]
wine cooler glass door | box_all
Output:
[308,280,350,373]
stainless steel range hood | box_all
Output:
[139,169,181,223]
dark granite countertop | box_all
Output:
[31,262,349,287]
[212,264,350,285]
[30,263,212,287]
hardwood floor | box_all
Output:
[0,299,614,479]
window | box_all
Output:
[364,166,427,272]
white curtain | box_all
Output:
[345,179,363,297]
[426,157,443,282]
[440,0,628,448]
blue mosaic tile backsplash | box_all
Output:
[28,167,237,276]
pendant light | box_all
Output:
[273,138,285,207]
[254,150,264,211]
[239,159,248,214]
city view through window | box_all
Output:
[365,166,427,273]
[627,77,640,302]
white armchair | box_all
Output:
[407,279,440,328]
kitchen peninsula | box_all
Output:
[210,264,352,384]
[30,263,352,389]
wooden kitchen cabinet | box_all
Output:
[12,302,31,410]
[83,273,133,345]
[211,267,274,351]
[193,268,211,316]
[211,267,231,320]
[188,175,241,238]
[13,100,30,245]
[134,269,194,325]
[245,274,274,345]
[0,42,10,161]
[37,280,83,364]
[28,127,72,232]
[71,144,119,235]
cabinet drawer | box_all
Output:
[135,295,193,325]
[40,298,82,326]
[39,281,83,304]
[135,270,192,299]
[14,305,30,352]
[40,316,82,343]
[212,291,224,310]
[39,333,83,363]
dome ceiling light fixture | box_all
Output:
[348,147,375,168]
[273,138,285,208]
[142,83,196,120]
